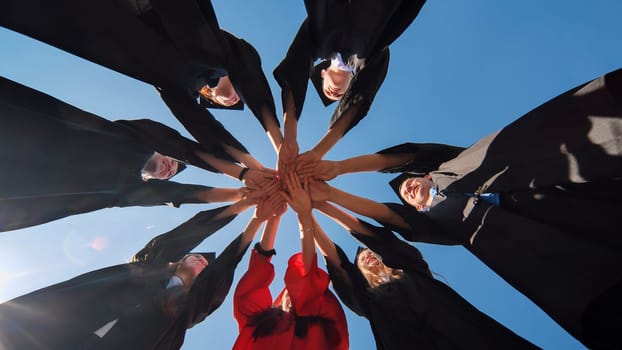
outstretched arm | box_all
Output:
[281,171,315,273]
[309,181,410,230]
[278,90,300,177]
[298,152,415,181]
[261,104,284,154]
[131,198,256,265]
[298,101,361,165]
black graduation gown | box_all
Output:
[0,205,250,350]
[0,0,276,149]
[378,68,622,349]
[325,222,538,350]
[0,76,226,232]
[273,0,426,133]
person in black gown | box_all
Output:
[274,0,427,173]
[308,200,537,349]
[0,197,281,350]
[0,76,274,232]
[301,68,622,349]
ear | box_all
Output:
[320,68,327,78]
[415,203,425,211]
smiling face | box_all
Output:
[399,176,435,211]
[357,249,383,270]
[199,75,240,107]
[321,67,353,101]
[142,152,179,180]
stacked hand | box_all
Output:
[296,160,339,181]
[243,169,279,199]
[277,139,299,180]
[280,171,312,214]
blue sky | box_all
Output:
[1,1,621,349]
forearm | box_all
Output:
[261,105,283,153]
[259,215,281,251]
[282,89,298,143]
[240,217,265,248]
[328,186,406,228]
[297,211,316,272]
[311,215,340,267]
[195,150,245,179]
[311,102,359,158]
[197,187,246,203]
[223,145,264,170]
[213,198,254,220]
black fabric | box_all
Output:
[325,224,537,350]
[0,0,273,148]
[0,206,242,350]
[384,68,622,349]
[274,0,425,132]
[378,142,467,175]
[0,77,216,232]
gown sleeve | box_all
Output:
[158,87,249,156]
[273,19,315,121]
[233,249,275,328]
[377,203,461,245]
[185,233,252,326]
[116,180,213,208]
[376,142,466,174]
[114,118,224,172]
[284,253,329,317]
[328,48,389,134]
[223,31,279,131]
[130,205,236,265]
[285,253,349,350]
[148,0,227,67]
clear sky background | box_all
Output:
[1,1,621,349]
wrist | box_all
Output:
[254,242,276,257]
[238,167,249,180]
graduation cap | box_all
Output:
[198,93,245,110]
[194,252,217,264]
[173,162,187,176]
[310,60,339,106]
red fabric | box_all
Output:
[232,251,349,350]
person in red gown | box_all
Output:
[232,172,349,350]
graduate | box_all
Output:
[0,198,276,350]
[0,0,283,159]
[274,0,427,173]
[301,68,622,349]
[310,200,537,349]
[232,172,348,350]
[0,77,274,232]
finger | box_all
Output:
[296,162,315,176]
[262,168,277,175]
[303,175,310,193]
[289,171,301,191]
[279,190,293,204]
[285,170,296,191]
[293,171,303,190]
